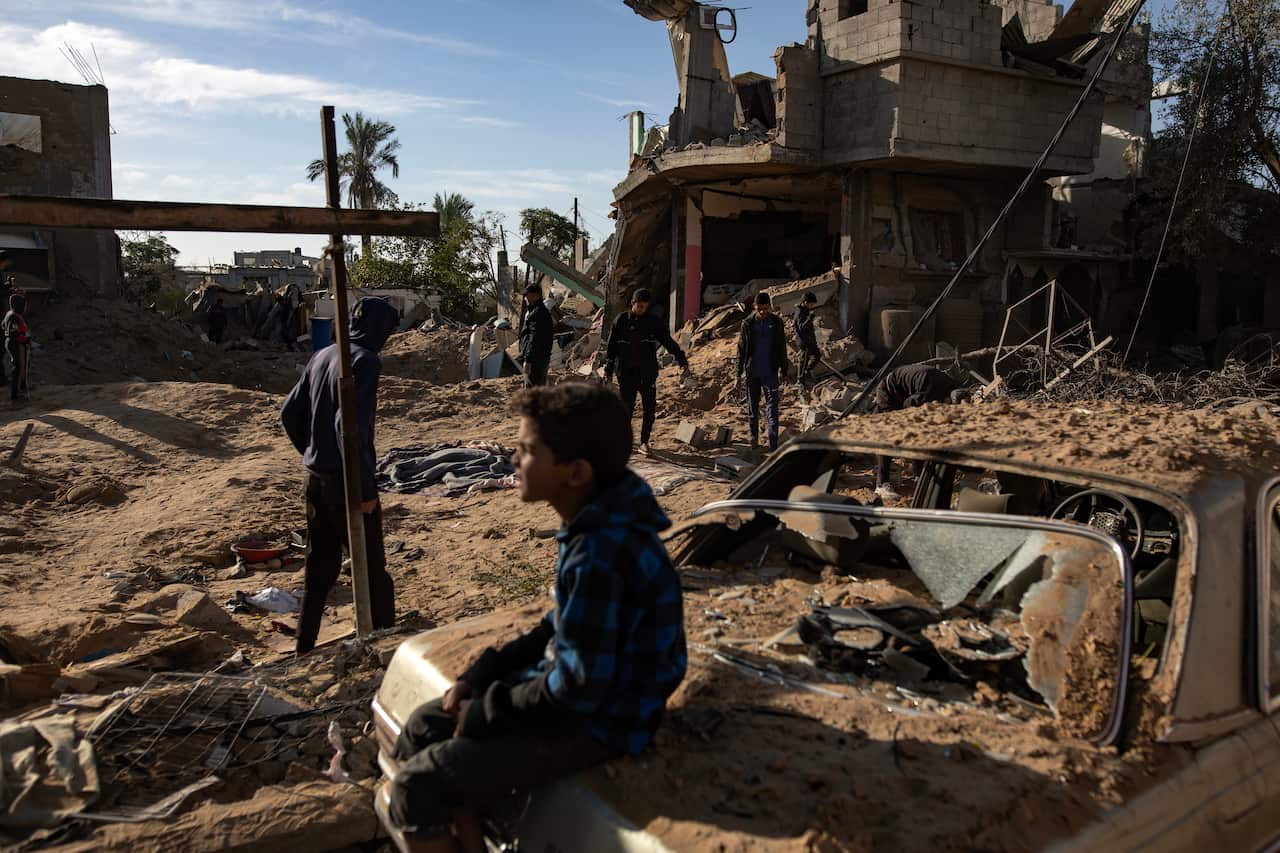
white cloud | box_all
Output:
[0,21,476,117]
[577,91,652,110]
[79,0,501,57]
[455,116,523,128]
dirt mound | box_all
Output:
[829,398,1280,495]
[379,327,473,384]
[23,297,304,394]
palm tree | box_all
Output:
[433,192,475,232]
[307,111,401,256]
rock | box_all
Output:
[176,590,235,631]
[131,584,196,614]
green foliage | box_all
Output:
[1147,0,1280,260]
[118,231,179,304]
[519,207,581,261]
[348,199,505,319]
[306,111,402,255]
[433,192,475,231]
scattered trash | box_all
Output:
[245,587,301,614]
[0,716,100,828]
[325,721,354,784]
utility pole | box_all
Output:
[573,197,579,240]
[319,105,374,637]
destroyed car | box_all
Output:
[372,402,1280,851]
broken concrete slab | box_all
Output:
[175,591,235,632]
[676,421,709,449]
[715,456,755,478]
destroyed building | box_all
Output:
[611,0,1155,359]
[0,76,120,295]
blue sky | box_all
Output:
[2,0,1173,266]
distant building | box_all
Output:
[180,247,322,294]
[0,75,120,295]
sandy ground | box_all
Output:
[4,314,1251,851]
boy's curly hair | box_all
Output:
[513,382,632,482]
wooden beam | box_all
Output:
[0,195,439,238]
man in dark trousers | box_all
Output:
[737,291,789,451]
[793,291,822,383]
[871,364,963,500]
[518,283,554,388]
[281,296,401,654]
[208,297,228,344]
[4,293,31,404]
[604,288,691,455]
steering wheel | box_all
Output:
[1051,488,1145,559]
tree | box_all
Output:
[348,198,505,319]
[519,208,581,261]
[119,232,179,306]
[433,192,475,231]
[306,111,402,257]
[1147,0,1280,260]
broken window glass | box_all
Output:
[675,501,1130,743]
[0,113,42,154]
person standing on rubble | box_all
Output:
[738,291,789,451]
[0,277,11,388]
[518,283,553,388]
[208,297,228,345]
[604,287,692,455]
[4,292,31,404]
[793,292,822,383]
[280,296,401,655]
[871,364,964,501]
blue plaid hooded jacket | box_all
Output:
[459,471,687,755]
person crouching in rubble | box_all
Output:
[604,287,692,455]
[518,283,553,388]
[280,296,400,655]
[382,382,687,853]
[872,364,965,501]
[738,291,790,452]
[4,293,32,404]
[794,291,822,383]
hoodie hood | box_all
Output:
[563,470,671,539]
[8,294,25,314]
[348,297,399,352]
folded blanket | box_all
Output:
[377,444,516,495]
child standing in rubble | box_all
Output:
[793,291,822,383]
[280,296,401,654]
[380,382,687,853]
[4,293,31,404]
[604,287,692,455]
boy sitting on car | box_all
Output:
[383,381,687,852]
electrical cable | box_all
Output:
[1122,32,1220,363]
[839,0,1150,419]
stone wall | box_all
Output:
[774,45,823,153]
[811,0,1004,69]
[0,76,120,295]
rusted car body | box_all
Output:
[373,405,1280,851]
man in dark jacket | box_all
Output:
[604,288,691,454]
[4,293,31,404]
[871,365,963,500]
[383,382,686,851]
[737,291,789,451]
[207,297,228,344]
[280,297,400,654]
[793,292,822,382]
[518,283,554,388]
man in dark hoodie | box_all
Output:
[871,364,964,500]
[518,283,554,388]
[4,293,31,404]
[382,382,686,852]
[604,288,691,454]
[737,291,789,451]
[280,296,401,654]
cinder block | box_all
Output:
[675,421,708,448]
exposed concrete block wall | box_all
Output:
[774,45,823,152]
[823,58,1103,174]
[0,76,119,295]
[812,0,1004,69]
[989,0,1063,42]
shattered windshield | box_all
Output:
[672,501,1131,744]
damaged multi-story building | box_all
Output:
[0,76,120,295]
[611,0,1155,360]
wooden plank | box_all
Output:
[0,195,439,238]
[1043,336,1115,391]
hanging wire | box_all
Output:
[840,0,1151,419]
[1122,31,1222,363]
